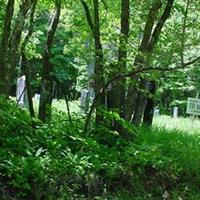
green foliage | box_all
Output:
[1,98,200,199]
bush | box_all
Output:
[0,97,200,199]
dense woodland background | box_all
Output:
[0,0,200,199]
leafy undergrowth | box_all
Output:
[0,98,200,199]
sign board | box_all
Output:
[186,98,200,115]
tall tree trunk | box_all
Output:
[9,0,34,95]
[108,0,130,135]
[81,0,105,124]
[93,0,105,123]
[132,78,148,125]
[125,0,162,122]
[109,0,130,118]
[0,0,33,97]
[143,81,156,126]
[126,0,174,125]
[21,0,37,117]
[0,0,15,97]
[38,0,61,122]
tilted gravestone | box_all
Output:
[80,89,90,112]
[16,75,27,106]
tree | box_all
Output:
[126,0,174,125]
[0,0,15,96]
[81,0,105,124]
[0,0,35,97]
[21,0,38,117]
[108,0,130,133]
[38,0,62,122]
[109,0,130,116]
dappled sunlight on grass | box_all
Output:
[32,99,81,115]
[153,115,200,134]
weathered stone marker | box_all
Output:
[173,107,178,118]
[80,89,90,112]
[16,75,27,106]
[34,93,40,100]
[154,107,160,116]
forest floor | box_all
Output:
[2,98,200,199]
[36,98,200,134]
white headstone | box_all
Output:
[34,93,40,100]
[16,75,26,106]
[173,107,178,118]
[154,108,160,116]
[80,89,90,112]
[186,97,200,115]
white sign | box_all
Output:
[186,98,200,115]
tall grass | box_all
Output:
[2,97,200,199]
[14,97,200,134]
[153,115,200,134]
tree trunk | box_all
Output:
[21,0,37,117]
[126,0,174,125]
[21,53,35,117]
[0,0,15,97]
[9,0,34,95]
[0,0,33,97]
[110,0,130,118]
[93,0,105,123]
[124,80,138,122]
[132,78,148,125]
[143,81,156,126]
[81,0,105,124]
[108,0,130,135]
[39,0,61,122]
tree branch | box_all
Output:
[148,0,174,51]
[21,0,37,52]
[181,0,190,66]
[140,0,162,51]
[83,54,200,134]
[80,0,95,36]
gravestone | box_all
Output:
[16,75,27,106]
[85,40,95,101]
[80,89,90,112]
[173,107,178,118]
[154,107,160,116]
[87,63,95,101]
[34,93,40,101]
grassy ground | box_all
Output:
[32,99,81,115]
[32,99,200,134]
[153,115,200,134]
[13,96,200,133]
[49,99,200,134]
[2,98,200,199]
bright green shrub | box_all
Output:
[1,97,200,199]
